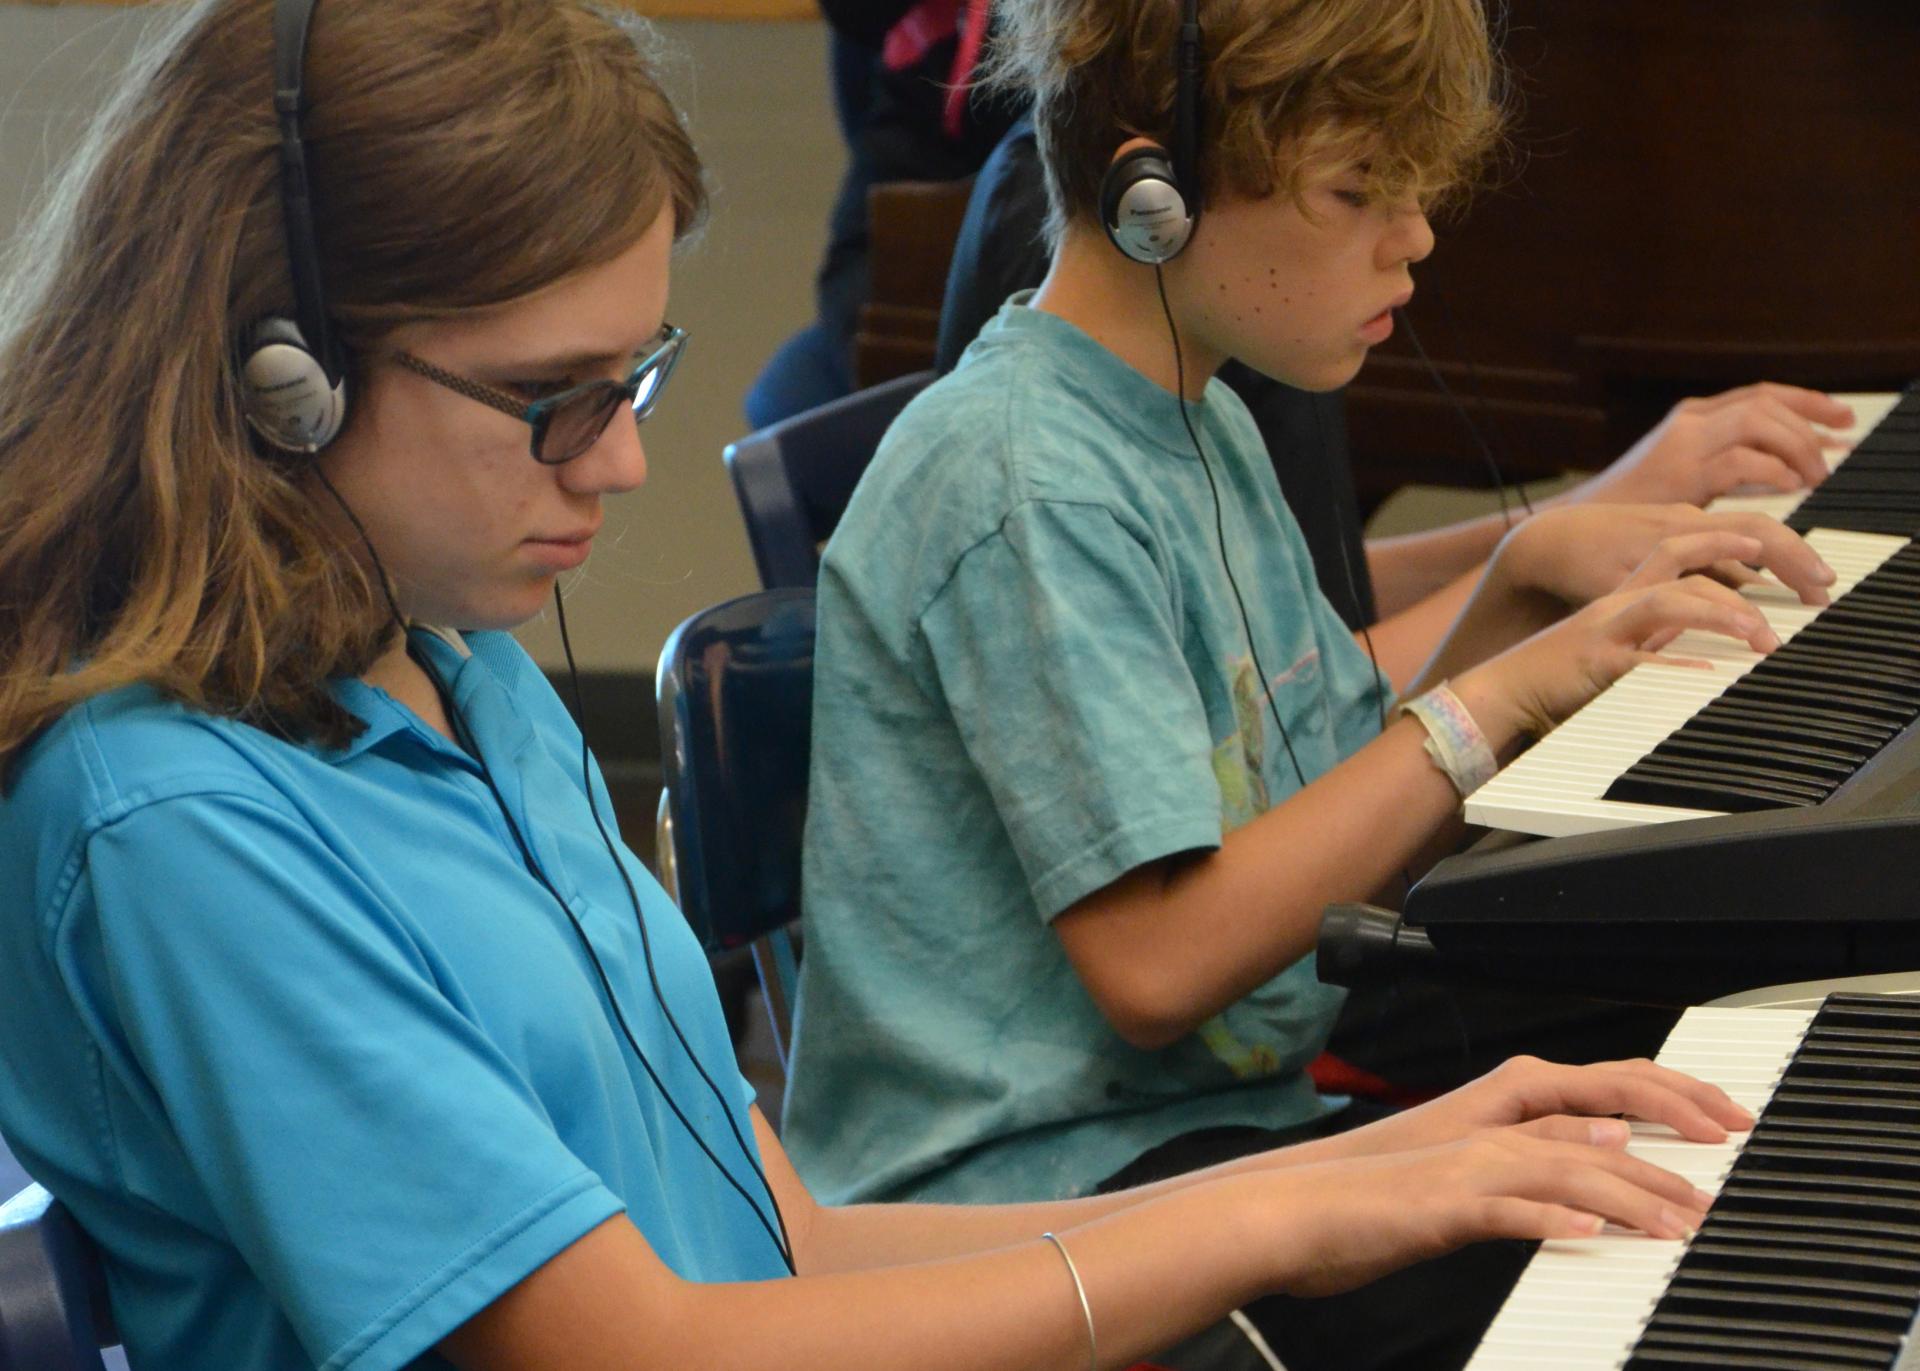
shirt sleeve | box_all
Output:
[918,498,1226,920]
[78,789,623,1371]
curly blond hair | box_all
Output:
[985,0,1507,241]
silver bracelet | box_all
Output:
[1041,1231,1097,1371]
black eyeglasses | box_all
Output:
[393,324,687,465]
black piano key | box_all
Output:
[1691,700,1896,748]
[1758,641,1920,683]
[1768,638,1920,681]
[1632,1329,1892,1368]
[1649,737,1860,781]
[1649,1284,1917,1327]
[1606,771,1823,813]
[1766,1090,1920,1125]
[1634,737,1857,783]
[1683,718,1876,759]
[1679,1238,1920,1280]
[1722,678,1916,722]
[1644,1312,1901,1353]
[1624,993,1920,1368]
[1612,754,1833,801]
[1676,729,1875,772]
[1691,1219,1920,1261]
[1629,1346,1897,1370]
[1806,605,1920,637]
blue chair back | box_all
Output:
[656,589,816,1065]
[0,1185,115,1371]
[724,371,933,589]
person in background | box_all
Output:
[744,0,1020,426]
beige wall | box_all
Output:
[0,5,841,672]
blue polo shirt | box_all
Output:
[0,630,787,1371]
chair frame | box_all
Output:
[0,1184,115,1371]
[655,589,817,1073]
[723,370,933,590]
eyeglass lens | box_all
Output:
[535,340,679,464]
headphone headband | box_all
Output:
[271,0,341,386]
[1100,0,1205,264]
[1170,0,1201,201]
[241,0,348,452]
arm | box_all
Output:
[1355,381,1848,685]
[1364,510,1513,620]
[442,1074,1737,1371]
[1059,529,1810,1049]
[1053,712,1468,1048]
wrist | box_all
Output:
[1445,664,1533,761]
[1244,1169,1333,1291]
[1398,683,1501,797]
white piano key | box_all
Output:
[1466,1007,1817,1370]
[1466,520,1912,837]
[1708,390,1904,523]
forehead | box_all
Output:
[396,208,675,361]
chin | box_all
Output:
[442,588,555,634]
[1234,348,1367,395]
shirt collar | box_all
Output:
[979,293,1218,459]
[321,624,479,766]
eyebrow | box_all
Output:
[491,326,671,375]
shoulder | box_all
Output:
[0,687,332,946]
[7,686,298,836]
[851,318,1154,536]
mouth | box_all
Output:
[1367,292,1415,328]
[523,524,600,571]
[1358,292,1413,343]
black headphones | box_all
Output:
[1100,0,1203,264]
[239,0,349,454]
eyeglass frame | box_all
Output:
[391,324,687,465]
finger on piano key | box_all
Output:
[1470,997,1920,1370]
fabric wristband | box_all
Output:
[1400,682,1499,798]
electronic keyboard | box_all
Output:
[1468,992,1920,1370]
[1470,388,1919,839]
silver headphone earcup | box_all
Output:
[240,318,347,452]
[1100,147,1195,265]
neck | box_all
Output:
[1029,224,1222,401]
[363,628,458,744]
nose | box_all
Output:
[561,407,648,497]
[1392,206,1436,268]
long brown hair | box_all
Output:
[0,0,706,766]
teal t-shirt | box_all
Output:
[0,630,788,1371]
[784,300,1388,1206]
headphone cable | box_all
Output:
[312,468,795,1275]
[1153,264,1307,790]
[1426,286,1534,518]
[1398,308,1532,524]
